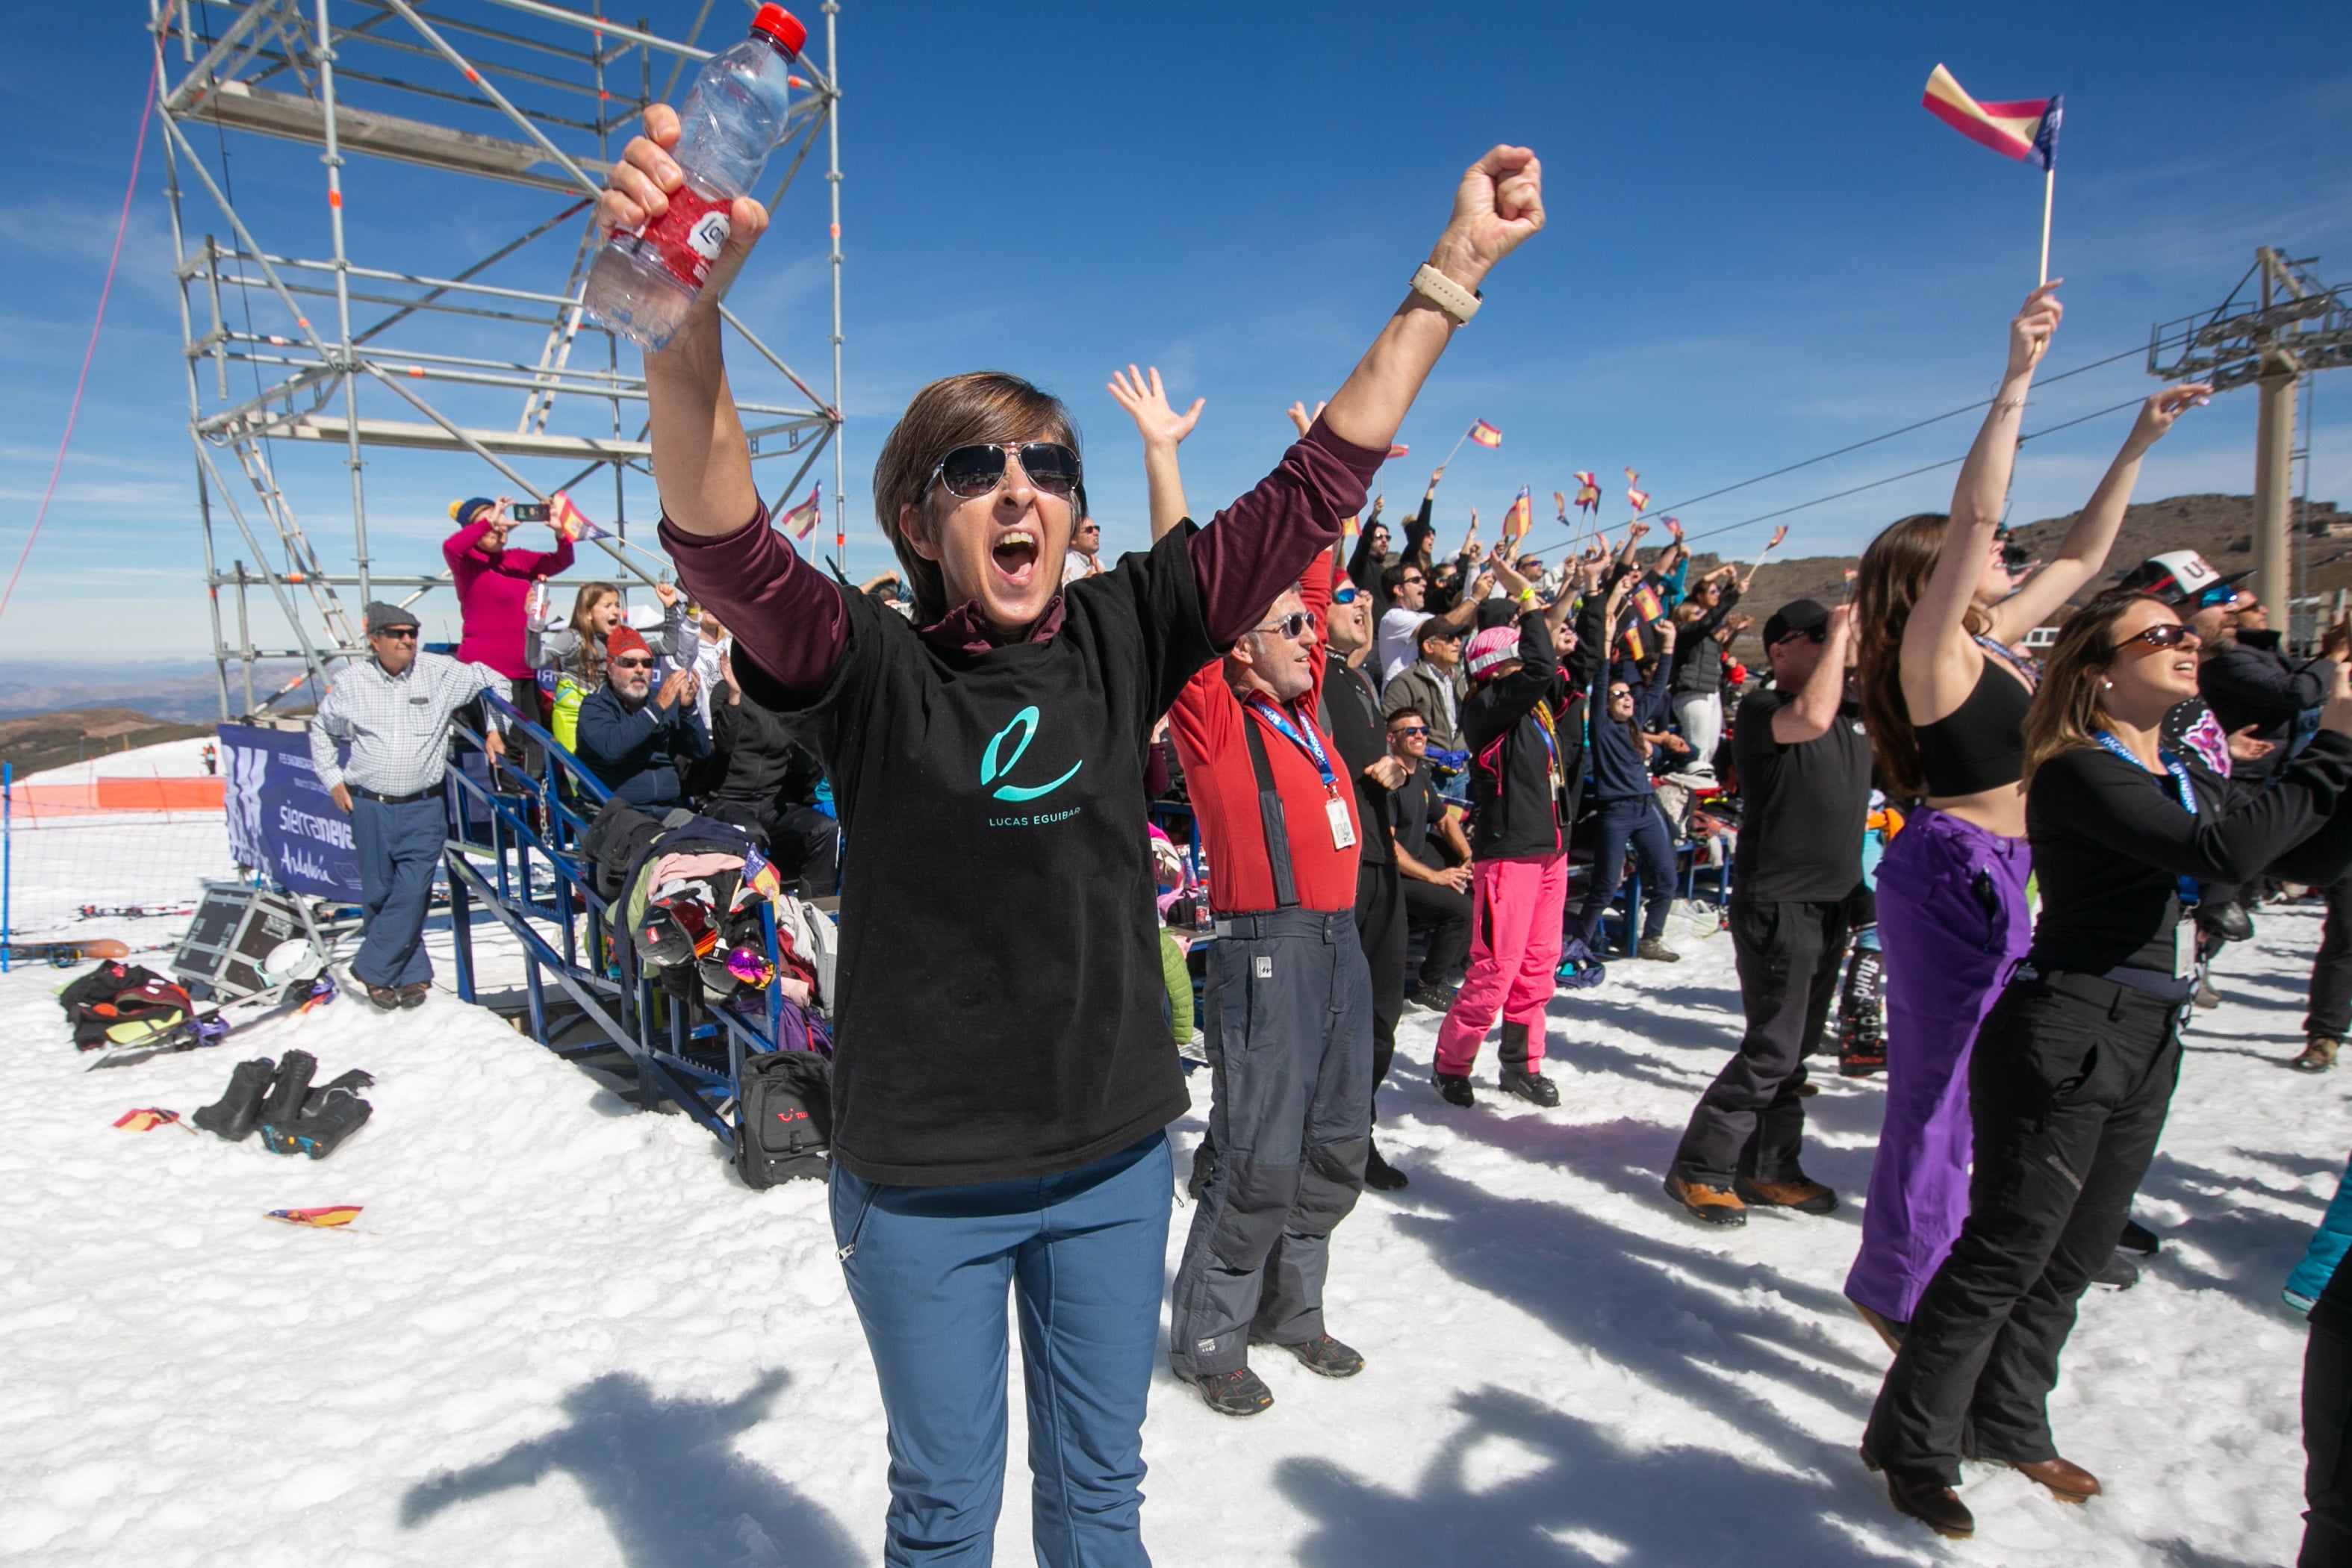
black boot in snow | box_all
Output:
[192,1057,276,1142]
[1258,1334,1364,1378]
[1363,1140,1407,1192]
[254,1051,317,1151]
[2090,1250,2138,1291]
[2117,1217,2161,1256]
[1496,1023,1559,1106]
[1434,1074,1475,1108]
[264,1087,372,1159]
[1190,1366,1274,1417]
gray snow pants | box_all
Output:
[1167,908,1374,1381]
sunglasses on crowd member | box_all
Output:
[1251,611,1319,641]
[2194,582,2242,610]
[1332,583,1363,604]
[2114,622,2200,653]
[610,654,656,670]
[373,626,419,641]
[1391,724,1428,738]
[1774,626,1828,646]
[928,441,1083,500]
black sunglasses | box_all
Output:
[2115,623,2197,653]
[373,626,419,641]
[1250,611,1319,641]
[930,441,1083,500]
[1774,626,1828,646]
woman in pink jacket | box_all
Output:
[444,496,576,722]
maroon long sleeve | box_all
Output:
[658,419,1384,700]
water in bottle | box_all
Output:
[584,4,805,352]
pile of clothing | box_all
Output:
[60,962,193,1051]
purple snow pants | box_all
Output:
[1844,807,2032,1325]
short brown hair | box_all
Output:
[869,372,1080,624]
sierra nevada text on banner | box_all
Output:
[220,722,364,902]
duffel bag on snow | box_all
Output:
[60,962,193,1050]
[735,1048,832,1187]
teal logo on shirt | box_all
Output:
[981,706,1082,803]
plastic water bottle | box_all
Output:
[584,4,805,352]
[525,577,551,626]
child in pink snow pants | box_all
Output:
[1435,853,1569,1080]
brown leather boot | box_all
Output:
[2295,1036,2340,1072]
[1735,1174,1838,1214]
[1976,1455,2100,1502]
[1664,1172,1746,1227]
[1864,1449,1973,1540]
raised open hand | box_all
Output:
[2126,382,2212,451]
[2006,281,2064,379]
[597,106,771,340]
[1107,365,1204,449]
[1426,146,1545,291]
[1284,399,1329,438]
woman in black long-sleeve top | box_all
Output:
[1864,588,2352,1541]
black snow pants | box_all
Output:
[1865,969,2184,1485]
[1168,909,1373,1380]
[2309,871,2352,1042]
[1354,859,1407,1098]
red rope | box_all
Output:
[0,15,169,627]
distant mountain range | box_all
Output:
[0,662,313,724]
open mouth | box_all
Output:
[991,527,1041,588]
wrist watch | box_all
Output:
[1410,264,1481,326]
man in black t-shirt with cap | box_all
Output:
[1665,598,1871,1227]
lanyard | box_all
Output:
[1247,697,1339,797]
[2093,730,2200,908]
[1975,633,2040,693]
[1531,698,1564,787]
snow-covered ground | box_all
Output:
[22,735,219,785]
[0,868,2344,1566]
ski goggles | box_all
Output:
[929,441,1083,500]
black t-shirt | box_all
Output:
[1319,655,1392,866]
[2026,732,2352,974]
[744,526,1216,1185]
[1390,759,1444,862]
[1730,687,1870,903]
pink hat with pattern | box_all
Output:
[1464,624,1519,682]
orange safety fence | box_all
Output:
[7,779,226,819]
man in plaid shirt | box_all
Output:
[309,602,507,1009]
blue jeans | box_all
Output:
[1578,794,1677,948]
[350,795,442,989]
[830,1134,1173,1568]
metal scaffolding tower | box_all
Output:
[150,0,846,718]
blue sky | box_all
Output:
[3,0,2350,662]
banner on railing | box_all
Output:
[220,722,362,902]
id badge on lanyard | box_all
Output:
[1325,795,1357,850]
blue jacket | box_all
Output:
[575,680,712,809]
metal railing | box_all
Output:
[439,688,801,1148]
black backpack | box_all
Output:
[735,1048,833,1187]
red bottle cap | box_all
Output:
[750,4,806,57]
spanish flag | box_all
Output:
[267,1206,364,1228]
[778,481,824,541]
[550,491,604,542]
[1467,420,1502,449]
[1922,64,2061,171]
[1502,486,1531,541]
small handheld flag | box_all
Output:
[1468,420,1502,449]
[1766,523,1791,553]
[1626,484,1651,514]
[550,491,603,542]
[778,481,824,541]
[1631,582,1665,624]
[113,1107,190,1133]
[1502,486,1532,541]
[1572,473,1601,518]
[1921,63,2064,282]
[732,844,785,912]
[1663,517,1684,540]
[267,1206,363,1228]
[1385,444,1410,460]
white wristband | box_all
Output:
[1410,264,1481,326]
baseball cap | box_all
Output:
[2115,550,2250,609]
[1761,599,1829,647]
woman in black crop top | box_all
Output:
[1842,283,2211,1350]
[1863,589,2352,1539]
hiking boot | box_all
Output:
[1636,939,1681,962]
[1363,1141,1407,1192]
[1968,1453,2100,1503]
[1499,1066,1561,1107]
[191,1057,275,1142]
[1404,983,1457,1012]
[1259,1334,1363,1378]
[364,983,401,1012]
[2118,1217,2161,1256]
[1736,1174,1838,1215]
[2296,1036,2341,1072]
[1664,1172,1746,1227]
[261,1088,372,1160]
[1434,1073,1475,1108]
[1864,1450,1973,1540]
[1190,1366,1273,1417]
[258,1051,317,1129]
[2091,1250,2138,1290]
[397,982,430,1010]
[2193,977,2221,1010]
